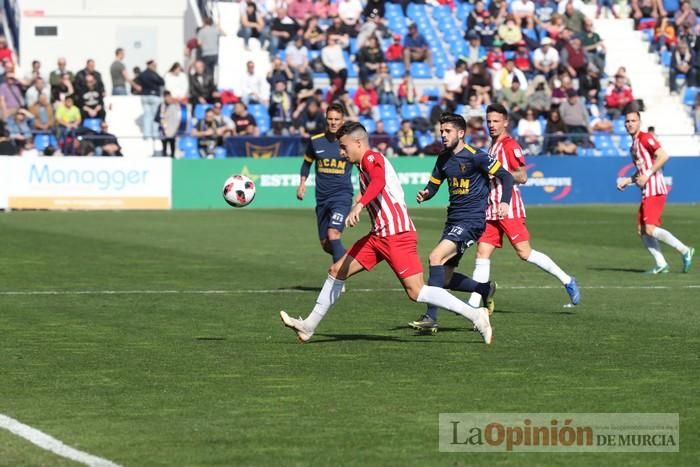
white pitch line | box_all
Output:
[0,285,698,296]
[0,414,121,467]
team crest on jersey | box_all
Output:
[367,155,375,163]
[459,163,467,173]
[513,148,524,159]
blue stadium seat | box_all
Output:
[661,50,671,67]
[378,104,399,120]
[83,118,102,133]
[593,132,614,148]
[418,133,434,149]
[179,136,198,150]
[401,103,421,119]
[194,104,212,121]
[360,117,376,134]
[388,62,405,79]
[214,147,227,159]
[456,3,473,22]
[34,133,56,151]
[682,87,698,106]
[349,38,359,55]
[410,62,432,79]
[663,0,680,13]
[613,118,626,134]
[384,119,400,135]
[422,87,440,101]
[600,147,621,156]
[222,104,234,117]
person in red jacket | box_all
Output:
[353,80,378,117]
[604,74,635,120]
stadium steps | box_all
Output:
[594,17,699,155]
[104,96,155,158]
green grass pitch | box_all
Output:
[0,206,698,466]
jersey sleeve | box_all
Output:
[474,151,502,175]
[641,133,662,155]
[422,152,447,201]
[300,140,314,177]
[505,140,526,169]
[359,151,386,206]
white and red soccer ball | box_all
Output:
[222,174,256,208]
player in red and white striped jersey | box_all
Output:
[281,122,494,344]
[467,103,581,309]
[616,110,694,274]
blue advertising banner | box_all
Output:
[224,136,302,158]
[519,156,700,204]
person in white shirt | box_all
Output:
[164,63,189,103]
[443,60,469,103]
[511,0,536,28]
[337,0,363,30]
[241,61,269,106]
[533,37,560,78]
[24,77,51,108]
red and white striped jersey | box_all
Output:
[486,135,527,219]
[631,131,668,198]
[358,150,416,237]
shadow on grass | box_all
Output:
[587,266,646,273]
[494,308,575,315]
[310,333,406,343]
[195,337,226,341]
[284,285,322,292]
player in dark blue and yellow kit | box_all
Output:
[297,103,354,264]
[409,113,514,332]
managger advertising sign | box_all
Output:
[0,157,171,210]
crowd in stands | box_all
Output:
[0,0,698,157]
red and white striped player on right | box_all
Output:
[616,110,694,274]
[466,103,581,310]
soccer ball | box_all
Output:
[222,174,256,208]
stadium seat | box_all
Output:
[410,62,432,79]
[600,147,620,156]
[660,51,671,67]
[34,133,55,151]
[388,62,405,79]
[418,133,434,149]
[360,117,376,134]
[593,132,614,148]
[222,104,234,117]
[378,104,399,120]
[662,0,680,13]
[214,147,227,159]
[401,103,421,120]
[613,118,626,134]
[422,87,440,101]
[83,118,102,133]
[179,135,197,151]
[384,119,400,135]
[682,87,698,106]
[194,104,212,121]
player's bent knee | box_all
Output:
[327,229,342,241]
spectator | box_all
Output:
[385,33,404,62]
[614,66,632,88]
[363,0,386,20]
[211,101,235,137]
[76,73,106,120]
[562,1,586,33]
[267,56,294,88]
[403,23,432,71]
[465,31,486,66]
[580,18,606,74]
[486,40,506,72]
[190,60,219,106]
[288,0,314,24]
[513,41,533,76]
[526,74,552,117]
[474,11,497,48]
[293,62,316,103]
[534,0,557,26]
[55,95,82,153]
[357,35,384,82]
[353,80,378,117]
[239,1,269,50]
[159,91,181,158]
[467,116,488,143]
[29,93,55,133]
[580,62,602,101]
[496,59,528,93]
[285,35,309,73]
[232,102,259,136]
[373,63,398,105]
[596,0,618,18]
[21,60,46,89]
[587,94,613,132]
[464,93,486,121]
[25,77,50,108]
[467,1,487,30]
[192,108,223,158]
[497,15,523,51]
[397,71,417,105]
[96,122,122,156]
[197,17,224,77]
[110,48,129,95]
[326,15,352,48]
[604,74,635,119]
[0,36,15,70]
[517,108,544,155]
[550,73,571,107]
[20,137,39,157]
[397,119,419,155]
[135,60,165,146]
[544,108,577,154]
[303,17,326,50]
[488,0,508,20]
[0,121,17,155]
[313,0,338,21]
[559,89,591,146]
[651,17,677,54]
[164,62,189,103]
[337,0,364,34]
[499,77,528,124]
[321,36,348,93]
[49,57,73,95]
[369,120,396,157]
[294,98,325,137]
[532,37,559,79]
[467,62,492,105]
[0,73,24,112]
[670,41,695,93]
[560,35,588,81]
[241,60,268,106]
[74,59,105,97]
[443,59,469,105]
[511,0,536,29]
[336,90,359,121]
[269,79,295,135]
[270,7,300,51]
[630,0,665,27]
[7,109,32,148]
[674,1,697,30]
[51,72,75,104]
[429,98,455,134]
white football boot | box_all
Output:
[279,311,314,343]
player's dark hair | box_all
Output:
[439,113,467,132]
[486,103,509,119]
[336,121,367,140]
[326,102,346,116]
[625,109,641,118]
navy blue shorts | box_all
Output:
[316,198,352,240]
[440,221,484,268]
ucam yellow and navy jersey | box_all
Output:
[424,144,503,224]
[300,132,353,201]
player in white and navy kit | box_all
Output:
[280,121,494,344]
[616,110,694,274]
[466,103,581,310]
